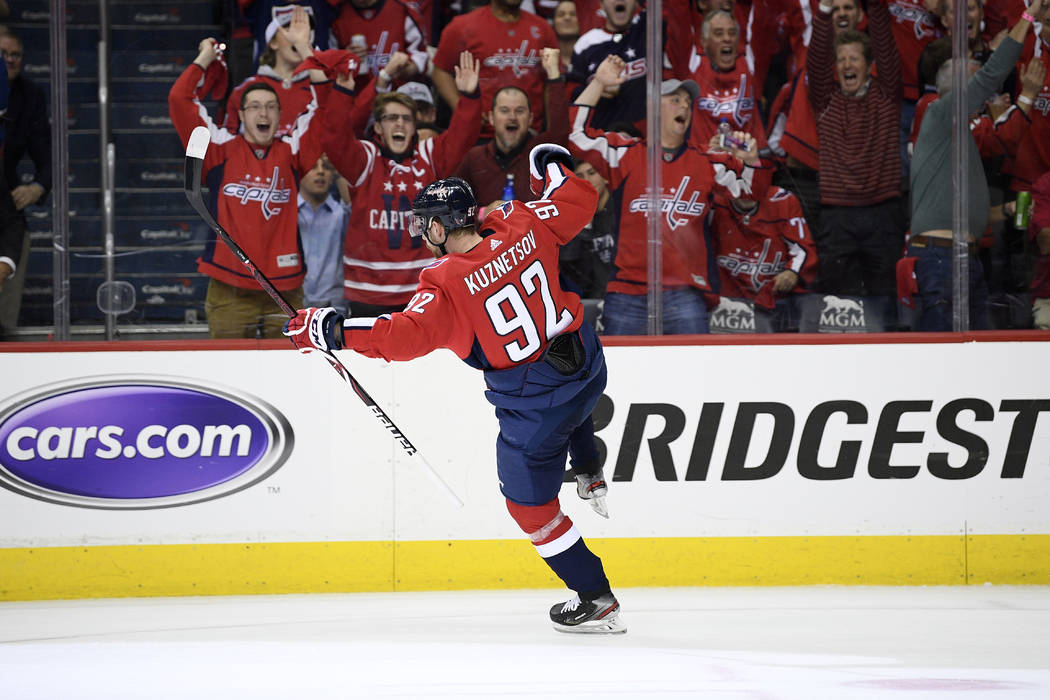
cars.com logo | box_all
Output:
[0,376,293,509]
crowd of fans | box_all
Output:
[163,0,1050,338]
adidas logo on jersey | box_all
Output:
[490,238,503,250]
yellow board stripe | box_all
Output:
[2,535,1048,601]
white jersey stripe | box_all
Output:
[343,256,433,270]
[344,279,419,293]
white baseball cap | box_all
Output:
[397,82,435,107]
[265,4,315,45]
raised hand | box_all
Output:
[195,37,219,68]
[594,55,627,89]
[286,6,313,52]
[453,51,480,94]
[541,47,562,80]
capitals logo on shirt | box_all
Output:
[717,238,786,292]
[366,30,400,72]
[888,1,938,40]
[696,74,755,126]
[221,166,292,220]
[484,40,541,78]
[627,175,706,230]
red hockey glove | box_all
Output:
[282,307,344,354]
[529,143,573,196]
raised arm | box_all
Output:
[807,1,837,112]
[867,0,901,99]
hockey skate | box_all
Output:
[550,593,626,634]
[573,467,609,518]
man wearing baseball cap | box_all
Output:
[569,54,771,335]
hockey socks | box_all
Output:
[506,498,611,596]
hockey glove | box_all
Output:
[529,143,573,196]
[282,307,344,354]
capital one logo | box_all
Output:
[221,166,292,220]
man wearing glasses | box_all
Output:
[169,8,327,338]
[319,50,482,317]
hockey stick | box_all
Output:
[183,126,463,507]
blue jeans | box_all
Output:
[909,243,990,331]
[601,288,709,335]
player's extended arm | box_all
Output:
[528,143,600,245]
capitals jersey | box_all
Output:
[342,164,597,380]
[569,103,770,294]
[220,68,317,138]
[886,0,943,101]
[1005,35,1050,191]
[688,52,768,151]
[169,64,322,290]
[433,6,557,134]
[708,187,817,309]
[331,0,429,78]
[320,83,482,307]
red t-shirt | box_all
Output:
[433,6,557,134]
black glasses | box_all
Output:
[379,113,415,124]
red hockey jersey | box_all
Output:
[433,6,557,134]
[568,103,771,295]
[688,52,768,151]
[708,187,817,309]
[342,165,597,370]
[220,68,317,138]
[330,0,429,78]
[169,64,322,291]
[320,84,482,308]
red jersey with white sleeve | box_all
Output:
[1005,34,1050,191]
[688,51,769,151]
[341,165,597,370]
[330,0,429,78]
[433,6,557,134]
[169,63,322,290]
[568,103,771,295]
[886,0,944,101]
[709,187,817,309]
[220,69,317,138]
[320,83,482,308]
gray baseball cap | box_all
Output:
[660,78,700,103]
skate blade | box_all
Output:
[553,611,626,635]
[589,495,609,519]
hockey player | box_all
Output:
[319,50,482,317]
[283,144,625,634]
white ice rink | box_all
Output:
[2,586,1049,699]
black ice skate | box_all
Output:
[550,593,626,634]
[573,467,609,518]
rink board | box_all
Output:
[0,334,1048,600]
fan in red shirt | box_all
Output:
[319,50,483,316]
[221,5,320,138]
[708,186,818,311]
[169,11,325,339]
[1005,24,1050,192]
[330,0,429,85]
[432,0,557,137]
[569,54,770,335]
[687,9,768,152]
